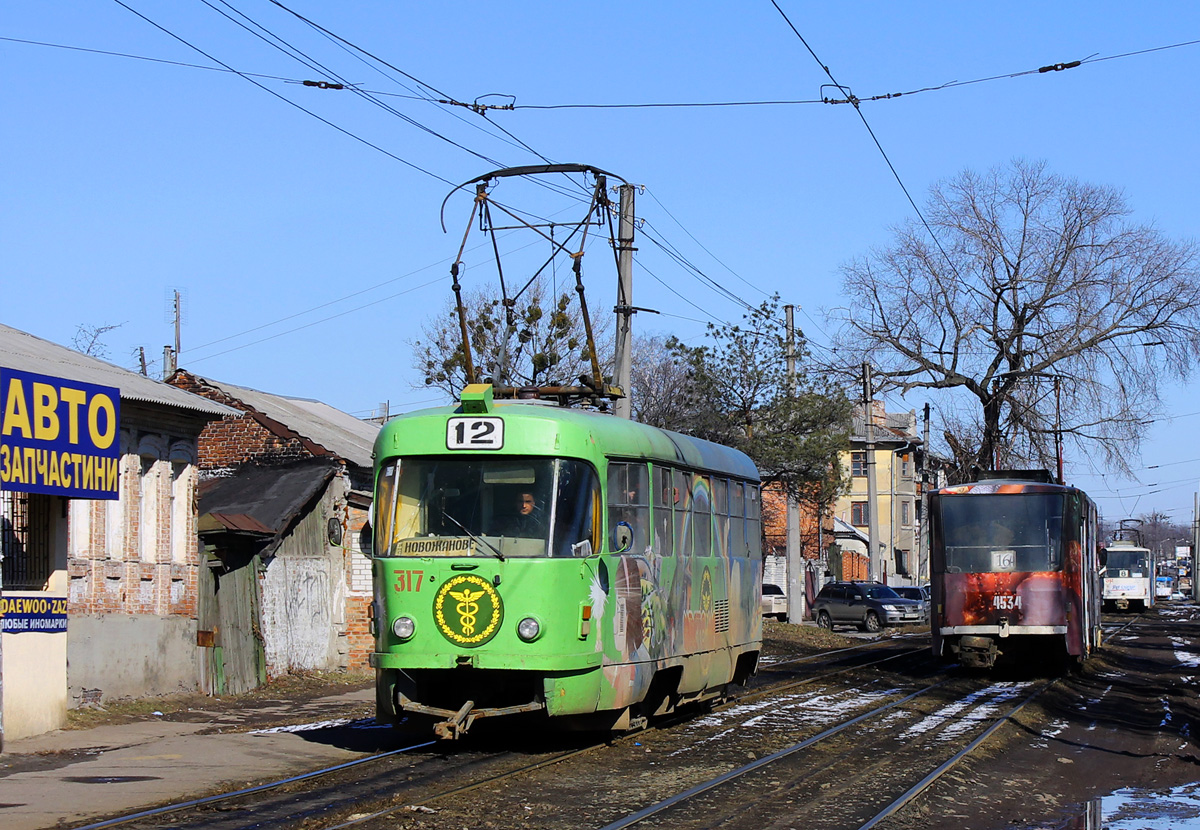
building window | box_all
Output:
[896,548,910,576]
[900,453,912,478]
[1,491,53,590]
[851,451,867,477]
[851,501,868,526]
[900,500,911,527]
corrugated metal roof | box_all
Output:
[189,375,379,470]
[0,324,234,417]
[198,458,337,538]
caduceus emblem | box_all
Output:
[434,574,502,646]
[449,587,485,635]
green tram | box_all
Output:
[370,384,763,739]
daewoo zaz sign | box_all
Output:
[0,367,120,499]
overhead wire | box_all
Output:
[10,30,1200,114]
[262,0,593,203]
[109,0,455,185]
[196,0,522,174]
[768,0,962,285]
[643,188,769,299]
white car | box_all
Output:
[760,583,788,621]
[892,585,931,623]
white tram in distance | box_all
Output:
[1101,526,1155,613]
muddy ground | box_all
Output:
[6,609,1196,829]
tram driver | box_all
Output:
[495,489,547,538]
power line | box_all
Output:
[514,97,824,110]
[188,275,445,364]
[633,256,728,326]
[197,0,513,172]
[768,0,964,294]
[109,0,456,185]
[639,224,764,318]
[263,0,591,202]
[643,188,769,299]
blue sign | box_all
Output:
[0,367,121,499]
[0,595,68,634]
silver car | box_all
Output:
[812,581,925,632]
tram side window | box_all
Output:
[714,478,729,557]
[746,484,762,559]
[607,462,649,554]
[728,481,747,558]
[691,475,713,556]
[653,465,674,556]
[674,468,691,556]
[374,462,398,556]
[552,459,601,557]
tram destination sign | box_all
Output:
[0,367,121,499]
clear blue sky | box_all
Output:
[5,2,1200,524]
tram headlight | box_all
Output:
[392,616,416,640]
[517,617,542,642]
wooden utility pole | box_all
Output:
[613,184,636,419]
[785,305,803,622]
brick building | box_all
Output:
[166,371,378,692]
[1,324,232,742]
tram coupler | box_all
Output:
[434,700,477,740]
[956,635,1000,669]
[397,692,547,739]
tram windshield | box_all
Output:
[1104,547,1149,576]
[938,493,1065,573]
[374,456,600,558]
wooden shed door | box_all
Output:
[198,552,266,695]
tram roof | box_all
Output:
[931,478,1087,496]
[378,389,759,481]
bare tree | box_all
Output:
[71,322,125,359]
[830,160,1200,476]
[629,333,698,429]
[412,279,612,400]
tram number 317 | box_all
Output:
[393,570,425,592]
[446,417,504,450]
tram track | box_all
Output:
[66,637,936,830]
[596,677,1055,830]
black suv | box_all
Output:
[812,581,924,632]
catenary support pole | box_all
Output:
[785,306,804,622]
[864,363,882,582]
[613,184,636,419]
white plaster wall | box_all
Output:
[2,615,68,740]
[66,615,199,704]
[259,556,340,673]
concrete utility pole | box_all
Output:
[613,184,636,420]
[863,363,882,583]
[919,402,931,583]
[785,305,804,623]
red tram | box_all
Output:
[928,472,1103,670]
